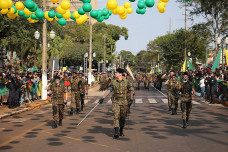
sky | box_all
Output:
[97,0,201,55]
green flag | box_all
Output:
[212,49,221,71]
[187,57,194,70]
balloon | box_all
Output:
[97,16,104,22]
[106,0,118,10]
[83,3,92,12]
[126,8,133,14]
[57,6,66,14]
[129,0,136,2]
[15,2,24,11]
[0,9,8,14]
[90,10,98,18]
[137,1,145,9]
[158,6,165,13]
[96,10,102,19]
[81,14,88,22]
[47,17,54,22]
[44,11,49,19]
[8,0,13,8]
[12,6,17,14]
[73,11,80,19]
[31,13,37,19]
[70,12,75,20]
[120,14,127,19]
[104,14,109,20]
[61,0,71,10]
[51,0,59,3]
[83,0,91,3]
[24,14,30,18]
[56,12,63,18]
[0,0,9,9]
[48,11,55,18]
[30,3,37,12]
[124,2,131,8]
[102,8,109,16]
[145,0,155,7]
[58,18,66,26]
[8,7,15,14]
[112,9,118,15]
[25,0,35,9]
[116,6,125,15]
[18,10,25,16]
[7,13,17,19]
[160,0,169,2]
[109,10,112,16]
[78,7,85,15]
[35,9,44,18]
[24,8,32,15]
[63,10,71,19]
[139,8,146,14]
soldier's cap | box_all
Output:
[116,68,125,74]
[54,76,61,80]
[183,72,188,76]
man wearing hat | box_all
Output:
[99,68,134,139]
[179,72,195,128]
[47,76,66,128]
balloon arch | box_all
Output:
[0,0,170,26]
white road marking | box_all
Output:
[135,99,143,103]
[161,99,168,103]
[148,99,157,103]
[192,100,201,105]
[107,99,112,104]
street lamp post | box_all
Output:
[88,16,93,86]
[84,53,88,76]
[217,37,222,69]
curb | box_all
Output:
[0,84,100,119]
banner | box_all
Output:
[126,64,135,81]
[212,49,221,71]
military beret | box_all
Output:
[116,68,125,74]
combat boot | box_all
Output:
[174,108,177,115]
[186,118,189,126]
[182,120,187,128]
[70,108,74,115]
[168,106,171,111]
[81,105,84,111]
[59,119,62,126]
[76,108,80,114]
[113,127,119,139]
[53,121,58,129]
[171,108,175,115]
[119,127,124,136]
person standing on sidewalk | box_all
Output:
[209,73,216,104]
[199,76,205,99]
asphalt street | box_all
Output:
[0,84,227,152]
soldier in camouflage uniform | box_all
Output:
[179,72,195,128]
[47,76,66,128]
[135,72,141,90]
[167,75,179,115]
[70,72,83,115]
[78,72,86,111]
[124,72,134,114]
[144,73,151,90]
[99,68,133,139]
[165,72,175,111]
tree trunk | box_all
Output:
[10,47,13,66]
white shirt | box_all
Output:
[199,78,205,87]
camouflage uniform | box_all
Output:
[135,73,141,90]
[80,77,87,111]
[168,78,179,114]
[70,78,83,113]
[126,76,134,113]
[108,79,133,128]
[50,82,65,122]
[180,81,193,121]
[166,76,172,110]
[144,74,151,90]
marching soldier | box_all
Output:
[124,72,134,114]
[46,76,66,128]
[179,72,195,128]
[99,68,134,139]
[164,72,174,111]
[78,72,86,111]
[135,72,141,90]
[70,72,83,115]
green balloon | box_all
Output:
[48,11,55,18]
[109,10,112,16]
[70,12,75,20]
[56,12,63,18]
[104,14,109,20]
[78,7,85,15]
[25,0,35,9]
[136,8,141,14]
[83,0,91,3]
[18,10,25,16]
[137,1,145,9]
[12,6,17,14]
[90,10,98,18]
[0,9,2,11]
[96,10,102,19]
[129,0,136,2]
[97,16,104,22]
[139,8,146,14]
[102,8,109,16]
[24,14,30,19]
[30,3,37,12]
[58,18,66,26]
[145,0,155,7]
[31,13,37,19]
[82,3,92,12]
[35,9,44,18]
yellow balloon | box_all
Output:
[0,9,8,14]
[116,6,125,15]
[60,0,71,10]
[73,11,80,19]
[24,8,32,15]
[106,0,118,10]
[7,0,13,8]
[0,0,9,9]
[76,17,84,25]
[51,0,60,3]
[47,18,54,22]
[7,13,17,19]
[44,11,49,19]
[120,14,127,20]
[158,7,166,13]
[126,8,133,14]
[112,9,118,15]
[124,2,131,8]
[55,16,59,21]
[81,14,88,22]
[63,11,71,19]
[15,1,24,11]
[57,6,66,14]
[160,0,169,2]
[8,7,15,14]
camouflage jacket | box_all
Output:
[50,82,65,104]
[71,78,84,92]
[168,80,180,97]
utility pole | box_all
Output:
[41,0,47,100]
[103,34,106,72]
[184,0,187,71]
[110,44,113,71]
[88,16,93,85]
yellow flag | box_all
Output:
[225,48,228,66]
[181,59,187,72]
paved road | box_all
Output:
[0,84,227,152]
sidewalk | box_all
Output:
[0,83,100,119]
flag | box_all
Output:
[212,49,221,71]
[126,64,135,81]
[225,48,228,66]
[181,58,187,72]
[187,57,194,70]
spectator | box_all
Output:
[199,76,205,98]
